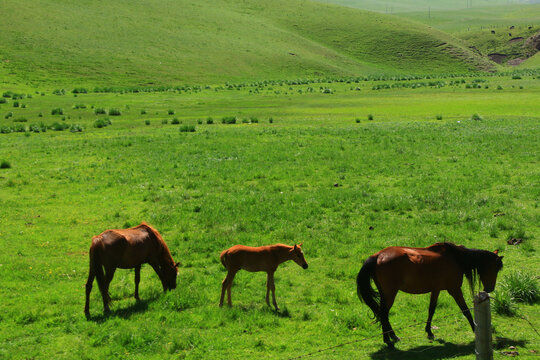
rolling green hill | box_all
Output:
[0,0,494,87]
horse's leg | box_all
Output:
[425,291,440,339]
[380,289,399,345]
[266,271,279,310]
[220,270,237,307]
[102,266,116,313]
[448,288,475,332]
[84,264,95,317]
[134,265,141,301]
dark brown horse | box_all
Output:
[357,242,503,346]
[84,222,179,316]
[219,243,308,310]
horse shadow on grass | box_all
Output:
[369,337,528,359]
[86,293,161,323]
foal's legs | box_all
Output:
[266,271,279,310]
[448,288,475,332]
[220,270,237,307]
[425,291,440,339]
[134,265,141,301]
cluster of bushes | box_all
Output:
[94,108,121,116]
[2,91,28,100]
[0,122,83,134]
[372,81,448,91]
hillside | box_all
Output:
[0,0,493,87]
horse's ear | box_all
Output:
[298,242,303,247]
[293,244,298,250]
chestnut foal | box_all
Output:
[219,243,308,310]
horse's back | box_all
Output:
[374,245,462,293]
[221,245,280,272]
[92,225,157,268]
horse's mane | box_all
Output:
[136,222,175,265]
[435,242,495,294]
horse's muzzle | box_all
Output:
[302,264,308,269]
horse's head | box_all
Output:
[478,250,504,293]
[162,262,180,291]
[291,244,308,269]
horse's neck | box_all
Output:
[273,245,293,265]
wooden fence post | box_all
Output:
[474,291,493,360]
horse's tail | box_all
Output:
[90,236,108,302]
[357,255,381,322]
[220,249,228,269]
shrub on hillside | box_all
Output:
[94,118,112,128]
[108,108,121,116]
[179,125,196,132]
[51,108,63,115]
[206,117,214,124]
[69,124,84,133]
[94,108,106,115]
[471,114,483,121]
[0,160,11,169]
[171,117,180,124]
[501,271,539,304]
[221,116,237,124]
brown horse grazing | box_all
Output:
[219,243,308,310]
[84,222,179,317]
[357,242,503,347]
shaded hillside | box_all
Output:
[0,0,493,87]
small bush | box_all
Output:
[94,108,106,115]
[222,116,236,124]
[140,109,147,115]
[492,288,517,316]
[171,117,180,124]
[69,124,84,132]
[4,112,13,119]
[497,85,503,90]
[197,119,202,124]
[179,125,196,132]
[108,108,121,116]
[471,114,483,121]
[250,116,259,123]
[168,109,175,115]
[13,101,19,108]
[52,89,66,96]
[13,117,27,123]
[501,271,539,304]
[29,122,47,133]
[49,122,69,131]
[94,118,112,128]
[51,108,63,115]
[72,87,88,94]
[13,124,26,133]
[0,126,12,134]
[0,160,11,169]
[145,120,151,125]
[38,112,43,117]
[161,119,168,124]
[436,115,443,120]
[0,98,6,104]
[269,117,273,123]
[355,118,361,123]
[368,114,374,120]
[206,117,214,124]
[72,104,87,109]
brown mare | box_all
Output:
[357,242,503,347]
[219,243,308,310]
[84,222,179,317]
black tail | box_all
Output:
[357,255,381,322]
[90,240,108,303]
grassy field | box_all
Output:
[0,71,539,359]
[0,0,495,88]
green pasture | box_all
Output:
[0,0,493,88]
[0,73,539,359]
